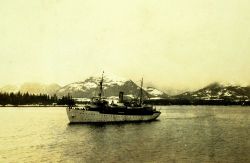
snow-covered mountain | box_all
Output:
[19,83,61,95]
[56,74,168,99]
[175,82,250,101]
[0,85,19,93]
[144,87,168,99]
[0,83,61,95]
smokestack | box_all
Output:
[119,92,124,103]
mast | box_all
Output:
[99,71,104,100]
[139,78,143,105]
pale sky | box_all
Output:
[0,0,250,91]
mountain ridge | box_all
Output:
[1,77,250,102]
[174,82,250,101]
[56,75,168,99]
[0,83,61,95]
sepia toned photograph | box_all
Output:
[0,0,249,162]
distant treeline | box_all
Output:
[1,92,250,106]
[0,92,75,106]
[144,98,250,106]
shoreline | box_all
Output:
[0,105,67,107]
[1,104,250,107]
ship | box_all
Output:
[66,72,161,123]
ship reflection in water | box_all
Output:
[0,106,249,162]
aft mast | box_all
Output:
[99,71,104,100]
[139,78,143,106]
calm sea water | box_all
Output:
[0,106,249,163]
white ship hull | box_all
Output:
[66,108,161,123]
